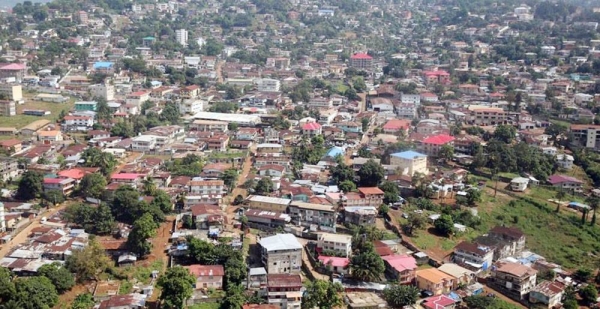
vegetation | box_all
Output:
[157,266,196,309]
[302,280,344,309]
[16,171,43,201]
[66,238,113,283]
[38,263,75,294]
[357,159,385,187]
[382,284,419,308]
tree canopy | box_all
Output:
[357,159,385,187]
[16,171,43,201]
[157,266,196,309]
[382,284,419,308]
[302,280,344,309]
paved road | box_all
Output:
[0,203,68,259]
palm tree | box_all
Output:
[586,197,600,226]
[142,177,156,196]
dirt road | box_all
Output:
[0,203,68,259]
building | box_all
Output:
[317,233,352,257]
[489,261,537,300]
[0,157,19,182]
[419,134,455,156]
[256,143,283,154]
[0,100,16,116]
[266,274,303,309]
[247,195,291,212]
[570,124,600,149]
[185,265,224,290]
[89,83,115,101]
[288,201,337,232]
[349,53,373,70]
[38,130,63,143]
[547,174,583,193]
[33,93,69,103]
[452,241,494,272]
[247,267,268,290]
[317,256,349,275]
[131,136,156,152]
[189,179,226,196]
[381,254,417,284]
[0,84,23,101]
[487,226,526,258]
[415,268,455,295]
[356,187,384,207]
[301,122,322,137]
[63,116,94,131]
[382,119,411,135]
[343,206,377,225]
[510,177,529,192]
[423,70,450,85]
[244,209,291,230]
[389,151,428,176]
[256,78,281,92]
[190,204,223,228]
[529,281,565,308]
[437,263,475,287]
[179,99,205,115]
[43,177,76,195]
[0,63,27,82]
[468,106,506,125]
[556,154,574,169]
[175,29,188,46]
[126,91,150,107]
[190,120,228,132]
[259,234,303,274]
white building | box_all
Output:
[175,29,188,47]
[556,154,574,170]
[259,234,303,274]
[401,93,421,106]
[396,103,417,119]
[89,83,115,101]
[178,99,205,115]
[63,115,94,131]
[256,78,281,92]
[131,135,156,152]
[317,233,352,257]
[510,177,529,192]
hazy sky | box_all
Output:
[0,0,53,10]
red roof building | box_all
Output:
[382,119,411,134]
[349,53,373,70]
[422,295,457,309]
[419,134,455,156]
[301,122,322,136]
[382,254,418,284]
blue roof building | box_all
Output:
[325,146,344,158]
[93,61,114,70]
[390,150,427,160]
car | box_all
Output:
[421,290,434,298]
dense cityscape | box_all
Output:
[0,0,599,308]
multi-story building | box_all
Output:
[190,120,228,132]
[288,201,337,233]
[416,268,455,295]
[395,103,417,119]
[247,195,291,213]
[126,91,150,107]
[43,177,76,195]
[307,96,332,109]
[349,53,373,70]
[131,135,156,152]
[179,99,205,115]
[259,234,303,274]
[382,255,418,284]
[175,29,188,46]
[89,83,115,101]
[356,187,385,207]
[452,241,494,273]
[487,226,526,258]
[547,174,583,193]
[244,209,291,230]
[185,265,224,290]
[0,157,19,182]
[489,261,537,300]
[0,100,16,116]
[266,274,303,309]
[74,101,98,112]
[437,263,475,288]
[256,78,281,92]
[570,124,600,150]
[317,233,352,257]
[419,134,455,156]
[423,70,450,85]
[343,206,377,225]
[63,116,94,131]
[0,84,22,102]
[529,281,565,308]
[389,151,428,176]
[189,179,226,196]
[468,106,506,125]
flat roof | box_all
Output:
[289,201,335,212]
[248,195,291,205]
[193,112,261,124]
[259,233,302,251]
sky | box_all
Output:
[0,0,53,10]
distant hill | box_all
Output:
[1,0,53,10]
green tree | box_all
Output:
[110,120,134,138]
[466,189,482,206]
[382,284,419,308]
[493,125,517,143]
[580,284,598,305]
[339,180,357,193]
[585,196,600,225]
[159,102,180,125]
[357,159,385,187]
[224,255,247,288]
[255,177,274,195]
[555,190,566,212]
[70,293,95,309]
[78,173,106,198]
[330,163,355,184]
[38,263,74,294]
[42,190,65,205]
[94,203,116,235]
[221,284,247,309]
[0,267,15,303]
[563,299,578,309]
[574,268,593,282]
[434,214,454,236]
[141,177,157,196]
[157,266,196,309]
[350,249,385,282]
[302,280,343,309]
[126,213,158,257]
[233,195,245,205]
[16,171,43,200]
[438,144,454,161]
[81,148,117,176]
[220,169,239,190]
[379,181,400,205]
[66,238,113,283]
[13,276,58,309]
[151,190,173,214]
[402,213,427,236]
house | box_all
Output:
[259,234,303,274]
[381,254,417,284]
[510,177,529,192]
[266,274,303,309]
[556,154,574,169]
[201,163,232,178]
[415,268,455,295]
[301,122,322,137]
[349,53,373,70]
[317,233,352,257]
[547,174,583,192]
[189,179,226,196]
[489,261,537,300]
[288,201,337,233]
[63,116,94,131]
[382,119,411,135]
[43,177,76,195]
[389,151,428,176]
[185,265,224,290]
[0,157,19,182]
[131,136,156,152]
[258,165,286,177]
[487,226,526,258]
[244,209,291,230]
[357,187,385,207]
[97,293,146,309]
[256,143,283,154]
[247,267,268,290]
[0,139,22,154]
[419,134,455,156]
[190,120,228,132]
[343,206,377,225]
[88,130,111,140]
[235,128,260,141]
[452,241,494,272]
[190,204,223,229]
[247,195,291,212]
[468,106,506,125]
[437,263,475,287]
[317,256,350,275]
[421,295,457,309]
[529,280,565,308]
[38,130,63,143]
